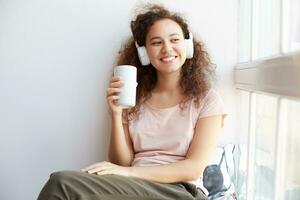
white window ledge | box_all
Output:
[235,52,300,98]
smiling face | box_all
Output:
[145,19,187,74]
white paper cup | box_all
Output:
[113,65,137,108]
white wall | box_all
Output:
[0,0,237,199]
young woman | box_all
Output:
[38,4,226,200]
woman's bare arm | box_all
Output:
[108,113,134,166]
[106,76,134,166]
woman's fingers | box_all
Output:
[110,80,124,88]
[81,162,130,177]
[106,77,124,100]
[106,76,125,113]
[110,76,124,86]
[97,169,113,176]
[81,161,113,174]
[81,163,99,172]
[87,166,108,174]
[106,88,121,97]
[107,95,119,102]
[110,76,121,82]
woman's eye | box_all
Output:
[151,41,161,45]
[171,38,180,43]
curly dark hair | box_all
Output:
[117,4,216,120]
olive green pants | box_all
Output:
[37,171,208,200]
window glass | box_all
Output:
[282,98,300,200]
[252,0,280,59]
[282,0,300,53]
[238,0,252,63]
[236,90,250,200]
[253,93,278,200]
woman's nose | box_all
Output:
[161,42,173,53]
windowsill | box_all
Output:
[234,51,300,98]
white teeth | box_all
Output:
[161,56,176,62]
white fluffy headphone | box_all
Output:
[135,32,194,66]
[135,42,150,66]
[185,32,194,59]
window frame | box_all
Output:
[236,0,300,199]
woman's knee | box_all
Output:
[49,170,81,184]
[38,171,81,200]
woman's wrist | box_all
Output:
[111,111,123,123]
[111,109,122,117]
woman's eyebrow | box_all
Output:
[150,36,161,41]
[169,33,181,37]
[149,33,181,41]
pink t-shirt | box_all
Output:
[127,89,226,167]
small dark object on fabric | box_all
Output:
[203,164,224,194]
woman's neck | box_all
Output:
[154,71,181,94]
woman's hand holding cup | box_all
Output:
[107,65,137,115]
[106,76,124,115]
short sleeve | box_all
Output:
[198,90,227,127]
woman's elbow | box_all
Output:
[108,154,133,166]
[187,168,202,181]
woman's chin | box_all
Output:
[157,67,182,74]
